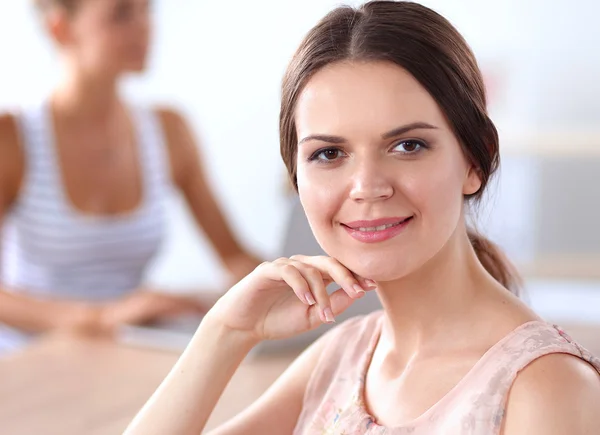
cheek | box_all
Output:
[103,31,127,51]
[87,23,127,50]
[77,31,114,61]
[297,164,343,237]
[409,154,466,233]
[298,174,333,221]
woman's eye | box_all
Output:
[311,148,343,162]
[393,140,425,154]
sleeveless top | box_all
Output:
[294,311,600,435]
[0,100,170,353]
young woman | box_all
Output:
[125,2,600,434]
[0,0,260,353]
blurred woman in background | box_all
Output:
[0,0,260,354]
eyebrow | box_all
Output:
[298,121,438,145]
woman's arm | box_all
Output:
[0,114,89,333]
[158,108,261,282]
[0,284,208,335]
[0,286,104,333]
[501,353,600,434]
[125,312,327,435]
[0,114,203,334]
[125,255,369,434]
[125,313,258,435]
[207,328,328,435]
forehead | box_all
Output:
[75,0,142,16]
[295,61,448,137]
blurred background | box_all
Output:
[0,0,598,433]
[0,0,598,297]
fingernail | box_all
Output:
[323,307,335,323]
[353,284,366,295]
[305,292,316,305]
[318,310,325,323]
[365,279,377,287]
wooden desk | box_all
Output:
[0,323,598,435]
[0,336,300,435]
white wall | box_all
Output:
[0,0,598,291]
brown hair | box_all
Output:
[279,1,522,295]
[33,0,80,14]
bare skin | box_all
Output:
[124,61,600,434]
[0,0,260,336]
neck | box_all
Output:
[375,224,495,358]
[53,63,121,119]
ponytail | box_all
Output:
[467,228,522,296]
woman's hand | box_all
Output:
[59,290,210,338]
[123,256,372,435]
[56,303,111,337]
[207,255,376,342]
[101,290,210,328]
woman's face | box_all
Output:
[295,61,481,281]
[57,0,151,76]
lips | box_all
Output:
[344,216,413,231]
[341,216,414,243]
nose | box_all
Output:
[348,158,394,202]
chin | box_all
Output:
[356,264,410,283]
[125,62,147,73]
[118,55,148,73]
[332,251,415,282]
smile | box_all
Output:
[357,221,403,232]
[342,216,413,243]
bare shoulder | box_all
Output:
[0,112,24,209]
[0,112,22,157]
[154,106,197,150]
[155,106,187,132]
[154,106,201,186]
[502,352,600,435]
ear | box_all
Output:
[44,8,73,47]
[463,164,482,196]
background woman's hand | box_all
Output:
[207,255,376,342]
[59,290,210,338]
[101,290,210,328]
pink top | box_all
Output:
[294,311,600,435]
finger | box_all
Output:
[292,262,333,324]
[329,287,356,316]
[278,263,315,307]
[255,261,315,306]
[354,274,378,291]
[292,255,367,299]
[306,287,355,328]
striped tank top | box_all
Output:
[0,100,170,353]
